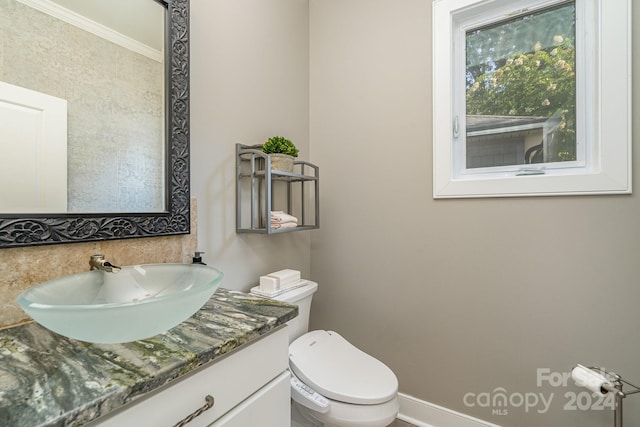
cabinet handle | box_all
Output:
[173,395,215,427]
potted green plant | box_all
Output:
[261,136,299,172]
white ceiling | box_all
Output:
[48,0,164,51]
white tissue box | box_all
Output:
[261,269,300,289]
[259,275,280,292]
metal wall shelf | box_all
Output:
[236,144,319,234]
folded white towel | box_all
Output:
[271,222,297,230]
[271,211,298,224]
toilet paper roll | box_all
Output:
[571,364,611,396]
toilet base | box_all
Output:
[291,398,398,427]
[291,400,323,427]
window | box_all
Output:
[433,0,631,198]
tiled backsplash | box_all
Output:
[0,199,198,329]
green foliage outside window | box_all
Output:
[465,2,577,163]
[466,36,576,162]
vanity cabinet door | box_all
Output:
[210,371,291,427]
[91,327,289,427]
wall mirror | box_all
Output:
[0,0,190,247]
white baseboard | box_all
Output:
[397,393,503,427]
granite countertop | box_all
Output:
[0,288,298,427]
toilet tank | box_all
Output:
[271,281,318,342]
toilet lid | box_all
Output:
[288,330,398,405]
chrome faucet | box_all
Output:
[89,254,121,273]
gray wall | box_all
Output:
[308,1,640,426]
[190,0,311,291]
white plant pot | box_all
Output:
[269,153,294,172]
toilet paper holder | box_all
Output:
[572,365,640,427]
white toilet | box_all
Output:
[265,281,399,427]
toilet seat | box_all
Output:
[289,330,398,405]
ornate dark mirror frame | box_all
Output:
[0,0,190,248]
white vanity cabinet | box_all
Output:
[91,327,291,427]
[210,371,290,427]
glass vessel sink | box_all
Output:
[16,264,224,344]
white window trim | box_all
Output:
[433,0,632,198]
